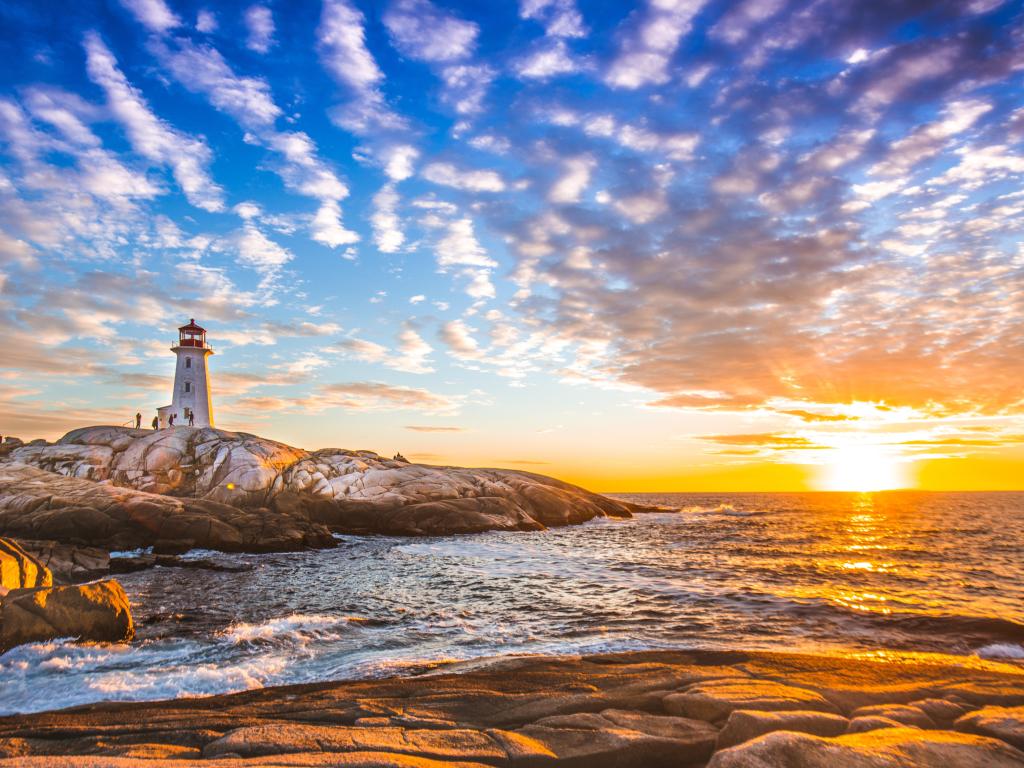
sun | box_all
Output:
[819,445,909,492]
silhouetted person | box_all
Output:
[152,416,158,430]
[135,412,141,429]
[188,411,194,427]
[169,413,175,427]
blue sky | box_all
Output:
[1,0,1023,489]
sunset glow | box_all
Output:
[0,0,1021,492]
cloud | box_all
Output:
[196,9,217,32]
[422,162,505,192]
[118,0,180,33]
[520,0,586,38]
[439,319,483,361]
[514,40,583,80]
[83,33,225,212]
[549,155,595,203]
[147,36,358,247]
[383,0,478,62]
[779,409,858,423]
[699,433,823,449]
[319,381,459,412]
[371,183,405,253]
[605,0,707,89]
[235,223,292,281]
[318,0,383,90]
[244,5,276,54]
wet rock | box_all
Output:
[7,426,651,539]
[0,579,133,651]
[0,537,51,594]
[955,704,1024,750]
[707,726,1024,767]
[716,709,849,749]
[663,678,840,722]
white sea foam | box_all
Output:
[976,643,1024,659]
[221,613,353,644]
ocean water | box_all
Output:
[2,491,1023,715]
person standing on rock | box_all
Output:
[152,416,158,430]
[135,413,141,429]
[188,410,195,427]
[168,413,175,427]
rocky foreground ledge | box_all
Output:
[0,426,649,555]
[1,650,1023,766]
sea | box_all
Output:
[2,491,1022,715]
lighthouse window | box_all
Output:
[184,382,191,393]
[185,358,192,369]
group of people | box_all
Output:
[134,411,194,430]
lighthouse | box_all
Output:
[157,319,214,428]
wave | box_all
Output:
[220,613,363,644]
[976,643,1024,660]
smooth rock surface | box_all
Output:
[663,678,840,722]
[0,537,51,594]
[707,726,1024,767]
[1,650,1023,766]
[0,462,335,554]
[0,579,133,651]
[5,426,650,539]
[956,705,1024,750]
[716,709,849,749]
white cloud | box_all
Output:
[244,5,276,54]
[422,162,505,192]
[118,0,180,33]
[514,40,582,80]
[605,0,708,89]
[394,323,434,373]
[196,9,217,32]
[83,33,225,212]
[311,200,359,248]
[318,0,384,90]
[380,143,419,181]
[237,223,292,276]
[436,218,495,268]
[549,155,595,203]
[439,64,495,115]
[372,183,404,253]
[468,134,511,154]
[710,0,786,45]
[440,319,483,360]
[151,39,282,130]
[519,0,586,38]
[383,0,478,62]
[149,37,358,247]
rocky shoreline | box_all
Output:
[0,649,1023,766]
[0,426,653,557]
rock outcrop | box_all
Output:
[2,426,649,545]
[0,462,336,554]
[0,578,134,652]
[0,538,52,594]
[1,650,1024,766]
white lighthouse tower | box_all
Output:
[157,319,214,428]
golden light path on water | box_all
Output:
[1,491,1021,715]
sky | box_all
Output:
[0,0,1022,492]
